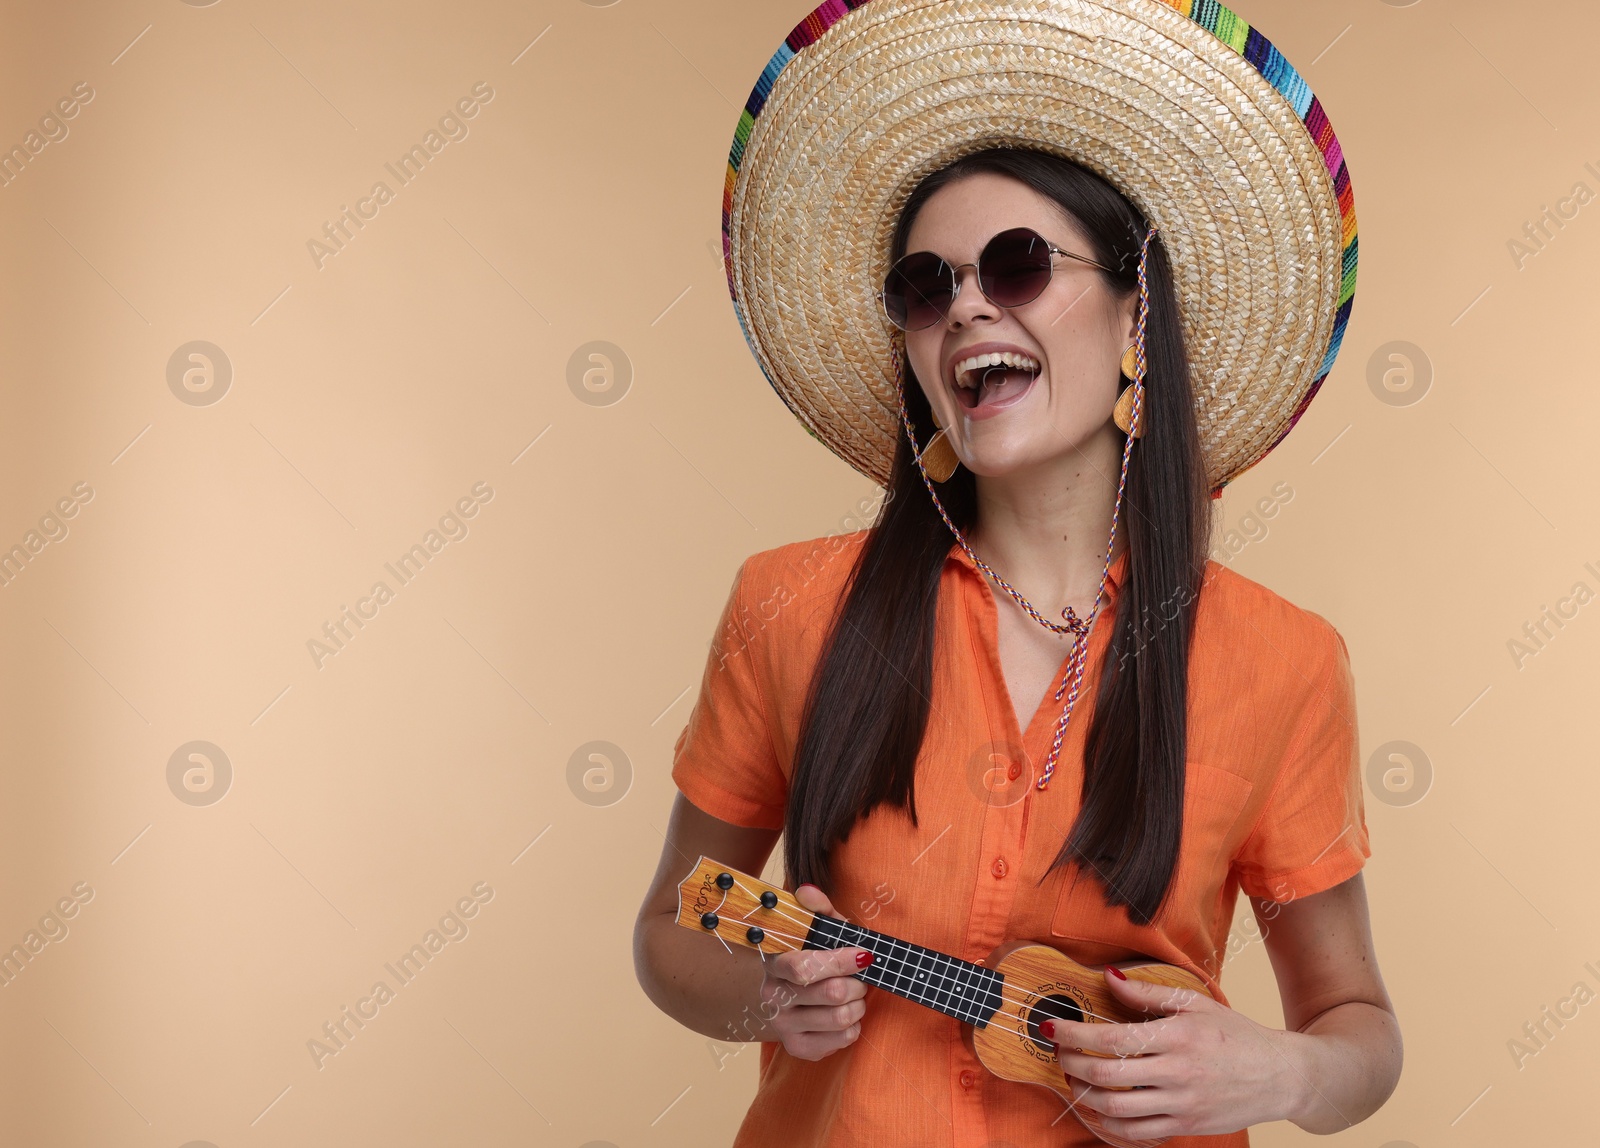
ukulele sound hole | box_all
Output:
[1025,994,1083,1054]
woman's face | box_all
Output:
[901,172,1139,479]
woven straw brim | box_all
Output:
[724,0,1356,494]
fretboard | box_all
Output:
[804,913,1004,1028]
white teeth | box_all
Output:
[952,350,1040,388]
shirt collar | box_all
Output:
[946,539,1129,601]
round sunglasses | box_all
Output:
[879,226,1118,331]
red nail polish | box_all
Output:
[1107,964,1127,980]
[1041,1019,1056,1039]
[856,951,874,969]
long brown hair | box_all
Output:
[782,148,1212,925]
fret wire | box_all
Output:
[985,970,1005,1022]
[944,957,970,1024]
[928,948,960,1019]
[899,938,927,1006]
[935,951,971,1023]
[907,940,933,1008]
[940,952,979,1023]
[905,939,937,1010]
[947,959,972,1023]
[888,934,918,1000]
[866,930,905,1000]
[867,927,899,996]
[955,958,986,1027]
[908,946,953,1023]
[951,958,981,1025]
[910,942,940,1010]
[870,926,907,998]
[948,952,978,1024]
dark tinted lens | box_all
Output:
[980,228,1054,308]
[883,252,952,330]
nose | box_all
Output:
[943,262,998,327]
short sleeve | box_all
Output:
[669,559,789,830]
[1232,622,1371,902]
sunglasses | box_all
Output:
[880,226,1119,331]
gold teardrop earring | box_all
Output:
[896,342,960,481]
[921,412,961,482]
[1113,343,1145,439]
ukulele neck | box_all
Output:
[804,912,1004,1029]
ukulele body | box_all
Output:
[958,940,1214,1148]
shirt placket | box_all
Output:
[949,560,1034,1147]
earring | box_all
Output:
[921,420,960,482]
[1114,343,1145,439]
[897,343,961,481]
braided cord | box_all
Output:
[893,224,1156,790]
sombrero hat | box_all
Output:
[721,0,1357,496]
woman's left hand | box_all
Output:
[1044,967,1307,1140]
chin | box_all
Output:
[959,445,1053,477]
[961,425,1116,478]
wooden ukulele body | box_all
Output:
[959,940,1214,1148]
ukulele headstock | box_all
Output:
[673,855,808,957]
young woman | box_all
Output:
[635,2,1401,1145]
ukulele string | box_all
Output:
[724,879,1125,1028]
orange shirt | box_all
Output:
[670,530,1370,1147]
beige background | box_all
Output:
[0,0,1595,1144]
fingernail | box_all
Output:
[855,951,874,969]
[1041,1019,1056,1039]
[1107,965,1127,981]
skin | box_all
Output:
[633,170,1402,1133]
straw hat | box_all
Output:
[720,0,1357,496]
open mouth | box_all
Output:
[952,350,1041,410]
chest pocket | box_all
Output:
[1047,761,1254,971]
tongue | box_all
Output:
[973,367,1034,407]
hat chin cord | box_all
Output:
[890,223,1156,790]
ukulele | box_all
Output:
[676,855,1216,1148]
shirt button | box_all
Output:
[1007,761,1022,780]
[991,857,1008,879]
[959,1069,976,1089]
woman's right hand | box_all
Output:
[757,883,873,1061]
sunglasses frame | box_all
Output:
[879,226,1121,331]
